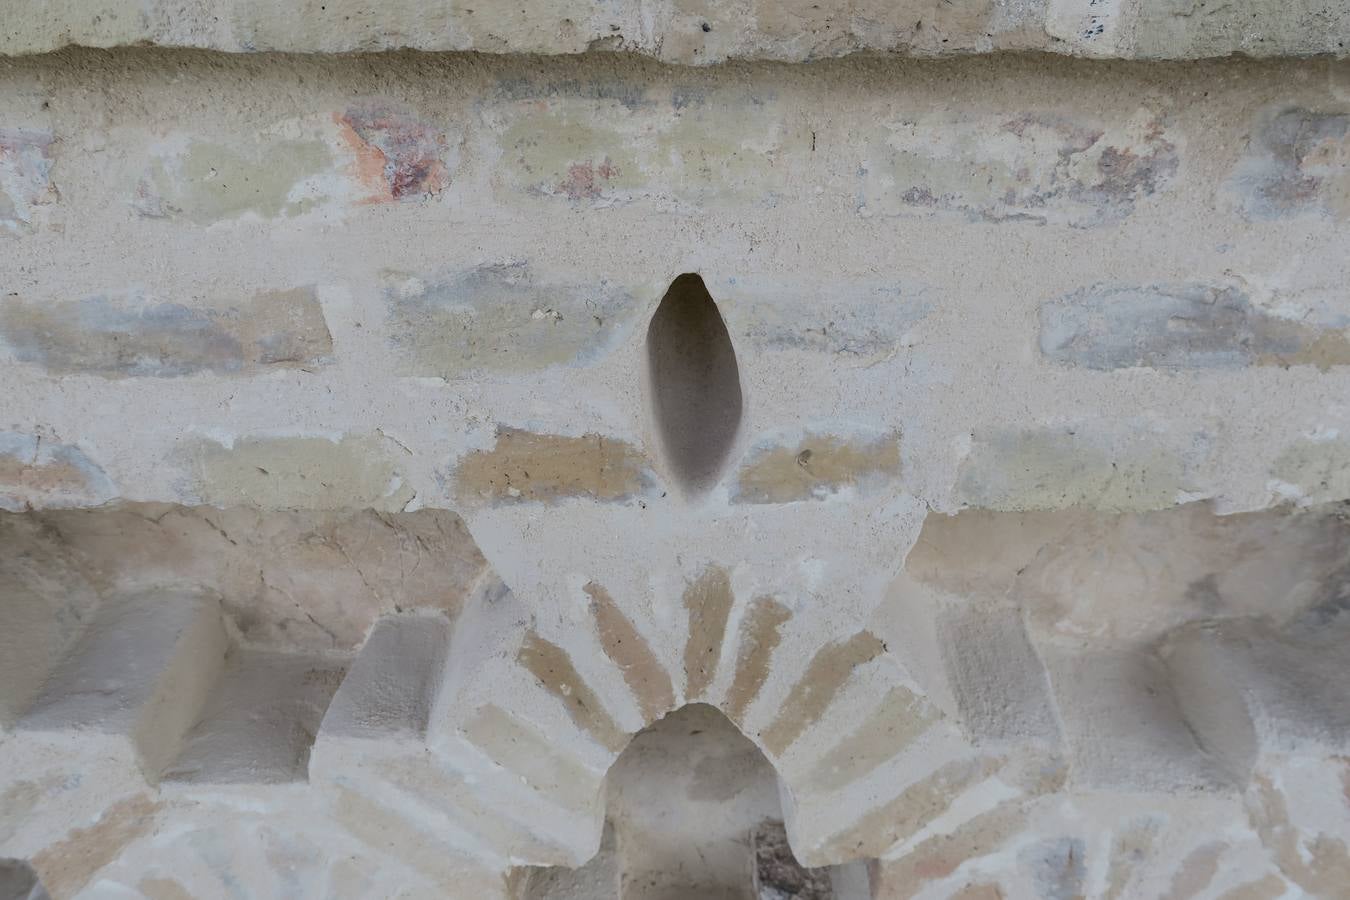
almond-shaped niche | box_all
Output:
[646,274,744,494]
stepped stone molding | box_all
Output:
[1,0,1348,61]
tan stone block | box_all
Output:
[732,432,901,504]
[682,565,734,700]
[190,434,411,511]
[761,631,886,756]
[134,138,332,224]
[725,596,792,725]
[954,427,1187,513]
[587,582,675,723]
[454,428,653,507]
[383,265,635,378]
[517,631,627,753]
[859,109,1178,226]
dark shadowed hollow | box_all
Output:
[645,275,743,495]
[519,704,849,899]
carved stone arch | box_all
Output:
[515,702,870,899]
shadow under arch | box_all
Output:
[516,703,871,899]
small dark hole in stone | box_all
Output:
[646,274,743,495]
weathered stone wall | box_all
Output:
[1,51,1348,519]
[0,32,1349,900]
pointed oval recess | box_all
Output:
[646,274,744,494]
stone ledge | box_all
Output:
[2,0,1347,61]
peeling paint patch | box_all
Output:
[492,90,806,208]
[1041,284,1350,371]
[497,112,638,203]
[190,433,412,511]
[384,264,634,377]
[587,582,675,723]
[683,565,735,700]
[803,686,942,793]
[518,631,627,752]
[954,427,1187,512]
[1230,108,1350,220]
[454,427,653,506]
[32,794,160,898]
[336,104,454,202]
[562,157,623,200]
[461,704,600,812]
[860,110,1177,226]
[134,138,332,223]
[0,432,115,511]
[732,432,901,504]
[725,596,791,724]
[0,288,331,377]
[0,128,55,232]
[761,631,886,755]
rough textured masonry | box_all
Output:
[1,3,1350,899]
